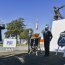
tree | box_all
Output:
[41,29,44,34]
[5,18,25,42]
[20,28,33,40]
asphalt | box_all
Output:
[0,51,65,65]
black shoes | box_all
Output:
[44,55,49,57]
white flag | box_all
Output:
[36,23,38,30]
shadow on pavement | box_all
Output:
[0,51,65,65]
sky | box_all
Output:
[0,0,65,39]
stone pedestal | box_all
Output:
[50,19,65,51]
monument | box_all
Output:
[50,5,65,52]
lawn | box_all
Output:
[0,43,27,47]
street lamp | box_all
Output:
[29,30,32,37]
[28,29,32,54]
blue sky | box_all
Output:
[0,0,65,38]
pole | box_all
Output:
[0,30,2,41]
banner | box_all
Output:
[3,39,16,47]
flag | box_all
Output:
[36,23,38,30]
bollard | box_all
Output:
[63,48,65,57]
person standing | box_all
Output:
[43,24,52,57]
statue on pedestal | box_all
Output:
[54,5,65,20]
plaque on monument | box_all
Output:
[58,31,65,46]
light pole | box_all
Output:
[28,29,32,53]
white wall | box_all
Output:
[50,19,65,51]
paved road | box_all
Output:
[0,46,65,65]
[0,51,65,65]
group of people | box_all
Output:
[29,24,53,57]
[28,5,65,56]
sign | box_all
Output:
[3,39,16,47]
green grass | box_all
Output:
[16,43,28,46]
[0,43,28,47]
